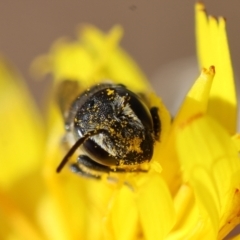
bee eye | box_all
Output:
[83,138,118,166]
[128,95,153,129]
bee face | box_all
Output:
[56,82,161,178]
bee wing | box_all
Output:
[55,80,82,121]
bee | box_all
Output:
[56,80,161,179]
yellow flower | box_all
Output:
[1,2,240,240]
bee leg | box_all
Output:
[150,107,161,140]
[70,162,101,179]
[72,155,148,179]
[77,155,146,173]
[77,155,113,173]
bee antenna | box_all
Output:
[56,129,102,173]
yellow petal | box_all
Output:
[232,134,240,152]
[176,113,240,238]
[39,101,80,240]
[0,57,45,188]
[218,187,240,239]
[195,2,237,134]
[109,185,138,240]
[166,184,200,239]
[175,66,215,126]
[136,173,175,240]
[0,188,43,240]
[156,131,181,196]
[32,25,150,93]
[231,233,240,240]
